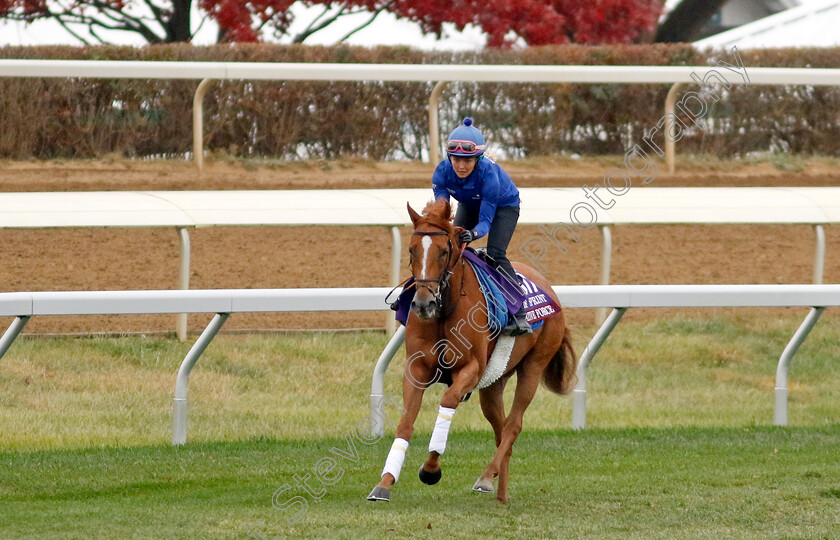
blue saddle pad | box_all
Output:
[470,259,514,334]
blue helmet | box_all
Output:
[446,118,486,157]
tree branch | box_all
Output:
[88,25,107,44]
[256,9,283,33]
[139,0,168,28]
[53,0,161,41]
[50,12,93,46]
[335,2,393,44]
[292,3,350,43]
[190,10,210,40]
[11,0,167,44]
[84,0,166,42]
[300,4,332,34]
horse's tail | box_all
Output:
[543,324,578,395]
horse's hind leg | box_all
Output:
[479,378,508,447]
[477,362,543,503]
[470,380,506,495]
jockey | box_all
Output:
[432,118,532,337]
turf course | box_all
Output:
[1,313,839,538]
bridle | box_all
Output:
[384,223,465,317]
[411,229,456,306]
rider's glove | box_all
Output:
[458,229,478,245]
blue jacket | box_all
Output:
[432,156,520,238]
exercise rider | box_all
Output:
[432,117,532,337]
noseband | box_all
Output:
[411,229,456,306]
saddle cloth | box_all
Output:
[392,248,561,330]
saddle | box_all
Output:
[470,247,499,268]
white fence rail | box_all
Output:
[2,59,840,167]
[0,287,391,445]
[371,284,840,434]
[2,187,837,338]
[1,285,837,445]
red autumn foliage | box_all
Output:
[0,0,664,47]
[379,0,664,47]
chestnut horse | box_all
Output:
[367,199,577,504]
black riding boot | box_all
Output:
[497,269,531,337]
[488,248,533,337]
[503,305,533,336]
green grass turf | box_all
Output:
[2,427,840,539]
[1,313,839,538]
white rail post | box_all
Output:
[385,226,402,336]
[814,225,825,284]
[173,312,229,445]
[0,316,30,361]
[370,325,406,437]
[428,81,449,165]
[176,227,191,341]
[664,82,687,173]
[596,225,612,325]
[774,306,825,426]
[572,307,627,430]
[193,78,216,173]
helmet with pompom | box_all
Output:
[446,118,486,157]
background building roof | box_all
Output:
[695,0,840,48]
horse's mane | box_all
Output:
[418,198,454,234]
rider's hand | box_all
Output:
[458,229,478,245]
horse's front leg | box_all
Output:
[367,357,434,502]
[419,361,481,486]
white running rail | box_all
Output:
[0,285,836,443]
[2,60,840,166]
[369,284,840,435]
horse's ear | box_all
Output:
[407,202,422,226]
[442,199,452,221]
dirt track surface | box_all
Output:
[1,157,839,335]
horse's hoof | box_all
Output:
[418,465,442,485]
[366,486,391,502]
[472,477,494,493]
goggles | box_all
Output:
[446,139,482,154]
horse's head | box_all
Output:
[407,199,460,320]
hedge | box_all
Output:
[1,44,839,160]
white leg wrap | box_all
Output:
[428,406,457,455]
[381,438,409,482]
